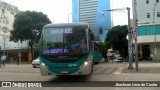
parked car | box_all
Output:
[114,55,124,62]
[32,57,40,68]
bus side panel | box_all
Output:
[93,50,102,63]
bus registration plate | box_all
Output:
[60,70,69,74]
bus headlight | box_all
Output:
[84,62,88,66]
[83,60,91,66]
[41,62,46,66]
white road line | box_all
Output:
[113,67,124,74]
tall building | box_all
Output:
[0,0,20,53]
[72,0,111,41]
[0,0,30,62]
[133,0,160,61]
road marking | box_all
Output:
[93,67,118,74]
[93,67,102,72]
[93,67,105,73]
[113,67,124,74]
[104,67,116,74]
[98,68,110,73]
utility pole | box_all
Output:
[153,4,157,61]
[127,7,134,69]
[132,0,138,71]
[102,7,133,69]
[0,46,1,55]
[68,13,72,23]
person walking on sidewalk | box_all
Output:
[16,56,20,65]
[1,54,6,67]
[0,57,1,67]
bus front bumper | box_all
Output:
[40,61,93,76]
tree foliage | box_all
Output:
[10,10,51,61]
[105,25,128,57]
[99,42,107,60]
[10,10,51,43]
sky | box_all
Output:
[111,0,133,26]
[3,0,132,26]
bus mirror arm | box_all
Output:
[90,33,94,40]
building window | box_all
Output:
[2,9,5,13]
[157,12,160,17]
[147,13,150,18]
[156,0,159,3]
[146,0,149,4]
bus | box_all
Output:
[93,42,103,64]
[39,23,94,76]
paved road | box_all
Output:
[1,62,160,75]
[1,62,160,90]
[0,63,121,74]
[0,62,160,81]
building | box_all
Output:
[72,0,112,41]
[0,0,31,63]
[133,0,160,61]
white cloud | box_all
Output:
[3,0,72,23]
[111,0,133,26]
[3,0,132,25]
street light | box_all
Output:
[153,4,157,61]
[132,0,139,72]
[0,46,1,55]
[102,7,134,69]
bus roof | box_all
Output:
[43,22,89,29]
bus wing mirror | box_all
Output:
[90,33,94,40]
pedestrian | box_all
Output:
[1,54,6,67]
[0,57,1,67]
[16,56,20,65]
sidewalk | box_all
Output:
[0,63,40,73]
[121,61,160,74]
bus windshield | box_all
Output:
[41,27,89,55]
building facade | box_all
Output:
[72,0,112,41]
[133,0,160,61]
[0,0,35,63]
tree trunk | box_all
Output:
[29,40,34,61]
[31,44,33,61]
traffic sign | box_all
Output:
[132,26,136,32]
[132,34,136,40]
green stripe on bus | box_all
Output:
[93,51,102,63]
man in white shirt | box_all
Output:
[1,54,6,67]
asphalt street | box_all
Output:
[0,62,160,90]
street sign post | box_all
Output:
[132,25,138,72]
[132,26,136,32]
[132,34,137,40]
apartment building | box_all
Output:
[0,0,31,63]
[133,0,160,61]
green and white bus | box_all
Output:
[39,23,94,76]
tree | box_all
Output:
[10,10,51,61]
[99,42,107,61]
[105,25,128,58]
